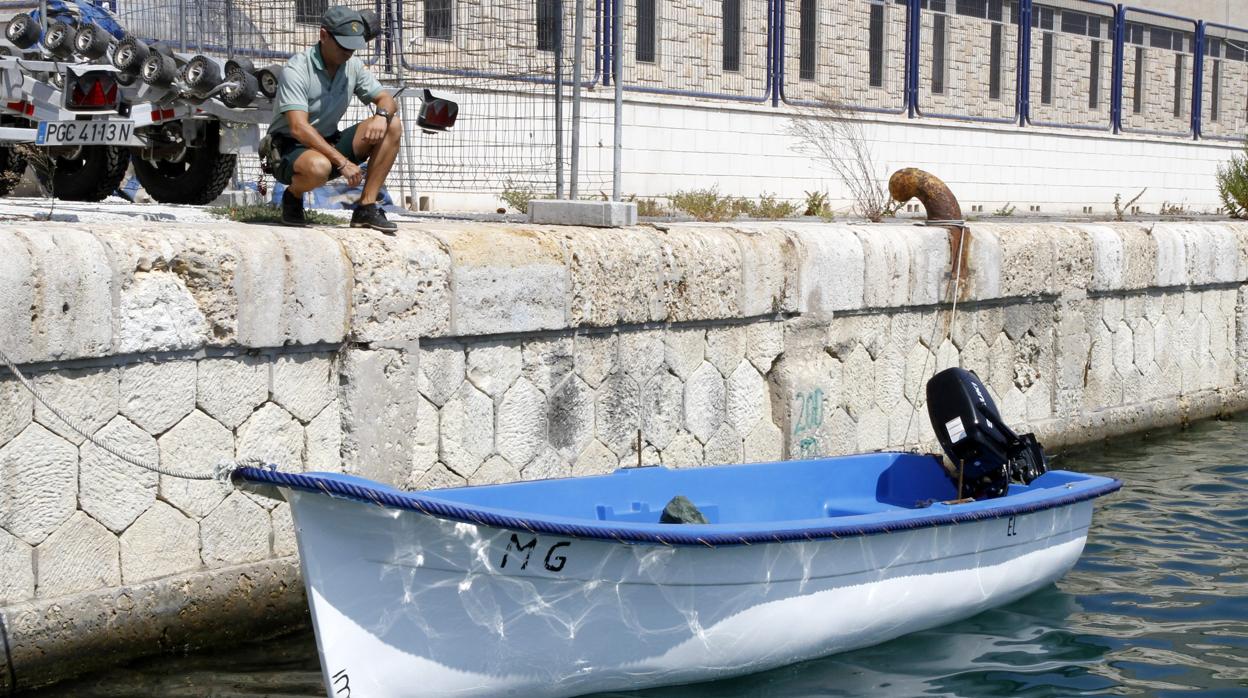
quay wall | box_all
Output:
[2,218,1248,689]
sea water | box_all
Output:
[20,417,1248,697]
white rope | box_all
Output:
[0,345,269,482]
[902,225,968,450]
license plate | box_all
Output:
[36,120,140,146]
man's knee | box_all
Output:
[386,116,402,141]
[296,152,334,182]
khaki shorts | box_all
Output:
[273,123,365,185]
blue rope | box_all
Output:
[233,467,1122,548]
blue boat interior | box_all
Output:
[330,452,1096,525]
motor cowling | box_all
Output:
[925,367,1048,500]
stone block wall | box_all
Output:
[1028,28,1114,128]
[780,0,909,110]
[1122,41,1195,135]
[4,218,1248,689]
[1201,56,1248,140]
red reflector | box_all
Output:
[5,101,22,112]
[24,102,34,116]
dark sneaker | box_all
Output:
[351,202,398,234]
[281,189,307,227]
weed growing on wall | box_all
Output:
[803,190,832,218]
[739,192,800,219]
[786,102,895,222]
[1113,188,1147,221]
[670,187,739,222]
[500,179,544,214]
[1217,145,1248,218]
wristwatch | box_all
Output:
[375,108,394,124]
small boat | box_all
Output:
[235,368,1120,698]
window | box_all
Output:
[1089,40,1101,108]
[537,0,559,52]
[723,0,741,72]
[296,0,328,24]
[425,0,452,41]
[932,12,947,94]
[989,21,1002,99]
[1173,53,1185,117]
[1040,31,1053,104]
[868,1,885,87]
[637,0,657,63]
[1212,59,1221,122]
[800,0,817,81]
[1133,46,1146,114]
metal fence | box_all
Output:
[1026,0,1116,130]
[1119,6,1198,138]
[1202,23,1248,142]
[915,0,1020,124]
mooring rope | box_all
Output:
[901,224,968,450]
[0,346,269,482]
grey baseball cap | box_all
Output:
[321,6,367,51]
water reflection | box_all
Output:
[20,418,1248,697]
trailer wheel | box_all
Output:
[73,22,111,60]
[141,52,177,87]
[225,57,255,77]
[41,21,76,58]
[184,55,222,95]
[5,13,40,50]
[33,145,128,202]
[220,69,258,108]
[0,145,28,196]
[112,35,149,74]
[256,66,283,99]
[132,123,237,205]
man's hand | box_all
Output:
[360,114,388,145]
[339,160,364,187]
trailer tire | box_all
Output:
[41,21,76,58]
[112,35,149,73]
[141,52,177,87]
[132,124,237,205]
[5,13,41,50]
[221,69,258,108]
[34,145,128,201]
[225,57,255,77]
[73,22,111,60]
[0,145,28,197]
[184,55,222,95]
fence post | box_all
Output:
[770,0,781,107]
[612,0,622,200]
[571,0,585,198]
[906,0,920,118]
[555,0,566,199]
[1192,21,1205,140]
[1111,5,1124,134]
[602,0,612,87]
[1016,0,1032,126]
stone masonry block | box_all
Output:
[873,346,906,412]
[656,226,742,323]
[522,336,574,395]
[703,424,743,466]
[497,378,548,468]
[0,229,35,364]
[119,501,200,584]
[575,332,618,389]
[0,376,33,445]
[732,225,799,316]
[16,228,113,362]
[466,340,523,398]
[618,330,665,381]
[335,228,452,343]
[743,420,783,464]
[34,367,119,445]
[856,406,890,453]
[966,226,1002,301]
[856,226,911,309]
[236,403,304,473]
[596,373,642,458]
[0,527,34,604]
[413,462,468,490]
[907,227,951,306]
[120,360,197,435]
[418,342,466,407]
[79,416,158,534]
[663,327,705,380]
[272,503,297,557]
[430,225,568,336]
[641,371,683,451]
[684,362,726,444]
[196,356,268,429]
[271,353,336,423]
[574,440,619,477]
[266,228,352,347]
[725,362,766,436]
[439,382,495,477]
[411,395,439,480]
[788,224,865,317]
[528,200,637,228]
[841,344,875,420]
[465,455,518,486]
[341,346,420,487]
[117,271,210,354]
[547,375,594,456]
[35,511,120,598]
[661,430,704,469]
[705,326,747,378]
[200,491,271,567]
[0,423,78,545]
[1153,225,1187,288]
[305,402,342,473]
[1083,225,1124,291]
[560,227,664,326]
[523,447,572,481]
[745,321,784,374]
[158,410,233,519]
[996,225,1057,298]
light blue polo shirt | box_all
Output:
[269,44,384,137]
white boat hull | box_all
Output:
[284,489,1092,698]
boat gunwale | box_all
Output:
[233,466,1123,547]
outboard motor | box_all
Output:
[926,367,1048,500]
